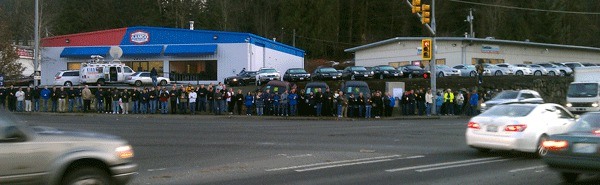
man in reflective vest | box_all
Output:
[443,88,455,115]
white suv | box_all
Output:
[53,70,80,86]
[255,68,281,85]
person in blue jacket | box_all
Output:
[244,92,254,116]
[435,92,443,116]
[468,89,480,116]
[40,86,51,112]
[288,89,298,116]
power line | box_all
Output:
[448,0,600,15]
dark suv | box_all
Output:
[372,65,403,79]
[283,68,311,82]
[311,67,342,81]
[342,66,374,80]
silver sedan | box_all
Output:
[126,72,171,86]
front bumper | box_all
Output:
[111,163,138,185]
[285,76,311,81]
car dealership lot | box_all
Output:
[13,113,599,185]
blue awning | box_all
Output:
[60,47,110,58]
[164,44,217,56]
[121,45,164,57]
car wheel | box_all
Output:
[548,71,556,76]
[62,167,112,185]
[560,172,579,183]
[379,74,384,80]
[64,81,73,86]
[469,71,477,77]
[408,74,413,79]
[351,75,355,80]
[97,79,105,86]
[560,71,567,76]
[534,71,542,76]
[537,135,549,157]
[135,80,142,87]
[160,80,167,86]
[494,71,502,76]
[438,72,444,78]
[515,71,524,76]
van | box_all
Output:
[262,80,290,94]
[53,70,80,86]
[341,81,371,98]
[304,81,329,94]
[80,62,135,85]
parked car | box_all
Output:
[466,103,577,156]
[435,65,461,77]
[341,81,371,98]
[4,74,34,87]
[53,70,80,86]
[551,63,574,76]
[255,68,281,86]
[496,63,532,76]
[542,112,600,183]
[481,89,544,112]
[518,64,547,76]
[262,80,290,94]
[371,65,403,79]
[561,62,585,71]
[305,81,329,94]
[224,71,257,86]
[311,67,343,81]
[283,68,311,82]
[0,111,138,185]
[582,63,598,67]
[537,63,562,76]
[342,66,374,80]
[452,64,490,77]
[126,72,170,86]
[483,63,513,76]
[398,65,430,78]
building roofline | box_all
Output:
[344,37,600,53]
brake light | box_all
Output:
[127,76,132,80]
[542,140,569,151]
[594,129,600,136]
[55,76,61,80]
[467,122,480,129]
[504,124,527,132]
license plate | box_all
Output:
[300,77,304,80]
[332,77,337,79]
[269,78,273,80]
[573,143,597,154]
[364,75,368,77]
[394,74,399,76]
[486,125,497,132]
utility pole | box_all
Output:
[466,8,475,38]
[407,0,437,115]
[34,0,40,86]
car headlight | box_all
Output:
[566,103,572,107]
[593,103,599,107]
[370,71,374,75]
[232,79,238,81]
[353,71,359,74]
[307,74,311,77]
[481,103,486,107]
[116,145,134,159]
[384,71,389,74]
[338,73,342,76]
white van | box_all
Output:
[80,62,135,85]
[53,70,80,86]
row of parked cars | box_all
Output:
[53,70,171,87]
[225,62,591,86]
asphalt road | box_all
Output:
[13,113,600,185]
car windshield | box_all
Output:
[480,105,535,117]
[529,65,540,68]
[320,68,338,73]
[345,86,370,96]
[289,69,307,73]
[264,85,286,93]
[404,66,422,70]
[378,66,396,70]
[569,113,600,133]
[350,66,367,71]
[306,87,326,93]
[131,72,141,76]
[567,83,598,97]
[260,69,277,73]
[492,91,519,100]
[436,65,451,69]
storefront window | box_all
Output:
[67,62,81,70]
[169,60,217,81]
[471,58,505,64]
[124,61,164,75]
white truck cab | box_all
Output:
[566,66,600,113]
[79,56,135,85]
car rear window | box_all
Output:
[480,105,535,117]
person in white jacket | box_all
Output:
[188,90,197,114]
[15,87,25,112]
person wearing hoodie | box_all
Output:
[40,86,51,112]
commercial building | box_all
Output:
[345,37,600,68]
[41,26,304,85]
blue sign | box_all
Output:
[0,74,4,86]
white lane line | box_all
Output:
[295,159,396,172]
[416,158,512,172]
[509,165,546,173]
[147,168,166,172]
[386,157,502,172]
[266,155,406,172]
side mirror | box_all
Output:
[3,126,26,142]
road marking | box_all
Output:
[509,165,546,173]
[386,157,502,172]
[295,158,396,172]
[266,155,421,172]
[147,168,166,172]
[416,158,512,172]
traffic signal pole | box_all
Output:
[406,0,437,115]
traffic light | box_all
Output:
[422,38,432,60]
[412,0,421,6]
[421,4,431,24]
[411,0,421,13]
[423,72,429,79]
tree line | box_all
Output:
[1,0,600,63]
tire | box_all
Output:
[135,80,142,87]
[548,71,556,76]
[62,167,112,185]
[469,71,477,77]
[515,71,524,76]
[64,81,73,86]
[160,80,167,86]
[494,71,502,76]
[408,74,413,79]
[379,74,384,80]
[438,72,444,78]
[560,71,567,76]
[351,75,356,80]
[534,71,542,76]
[537,135,549,157]
[97,79,105,86]
[560,172,579,183]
